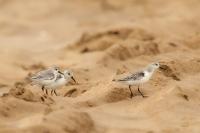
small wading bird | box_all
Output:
[112,62,160,98]
[31,67,76,96]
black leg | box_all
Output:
[42,86,45,92]
[45,89,48,95]
[51,90,54,96]
[138,86,145,98]
[54,90,58,96]
[129,85,133,98]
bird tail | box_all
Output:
[28,76,38,86]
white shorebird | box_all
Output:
[49,70,76,96]
[112,62,160,98]
[31,67,76,96]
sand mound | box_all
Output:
[13,107,97,133]
[160,58,200,79]
[20,63,46,71]
[67,27,154,53]
[184,33,200,49]
[102,40,159,61]
[40,109,96,133]
[2,85,55,105]
[74,83,137,108]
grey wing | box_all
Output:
[31,69,55,81]
[55,74,63,81]
[118,71,145,81]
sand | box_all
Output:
[0,0,200,133]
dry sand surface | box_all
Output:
[0,0,200,133]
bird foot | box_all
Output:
[130,93,134,98]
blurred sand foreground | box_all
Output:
[0,0,200,133]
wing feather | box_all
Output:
[118,71,145,81]
[31,69,55,81]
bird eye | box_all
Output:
[68,73,70,75]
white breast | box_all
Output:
[141,71,154,83]
[46,76,67,89]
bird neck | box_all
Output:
[64,75,71,82]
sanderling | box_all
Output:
[30,67,76,96]
[112,62,160,98]
[48,70,76,96]
[31,66,63,95]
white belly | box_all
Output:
[46,78,66,89]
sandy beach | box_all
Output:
[0,0,200,133]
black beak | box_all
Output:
[58,71,64,75]
[159,65,165,70]
[71,76,77,83]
